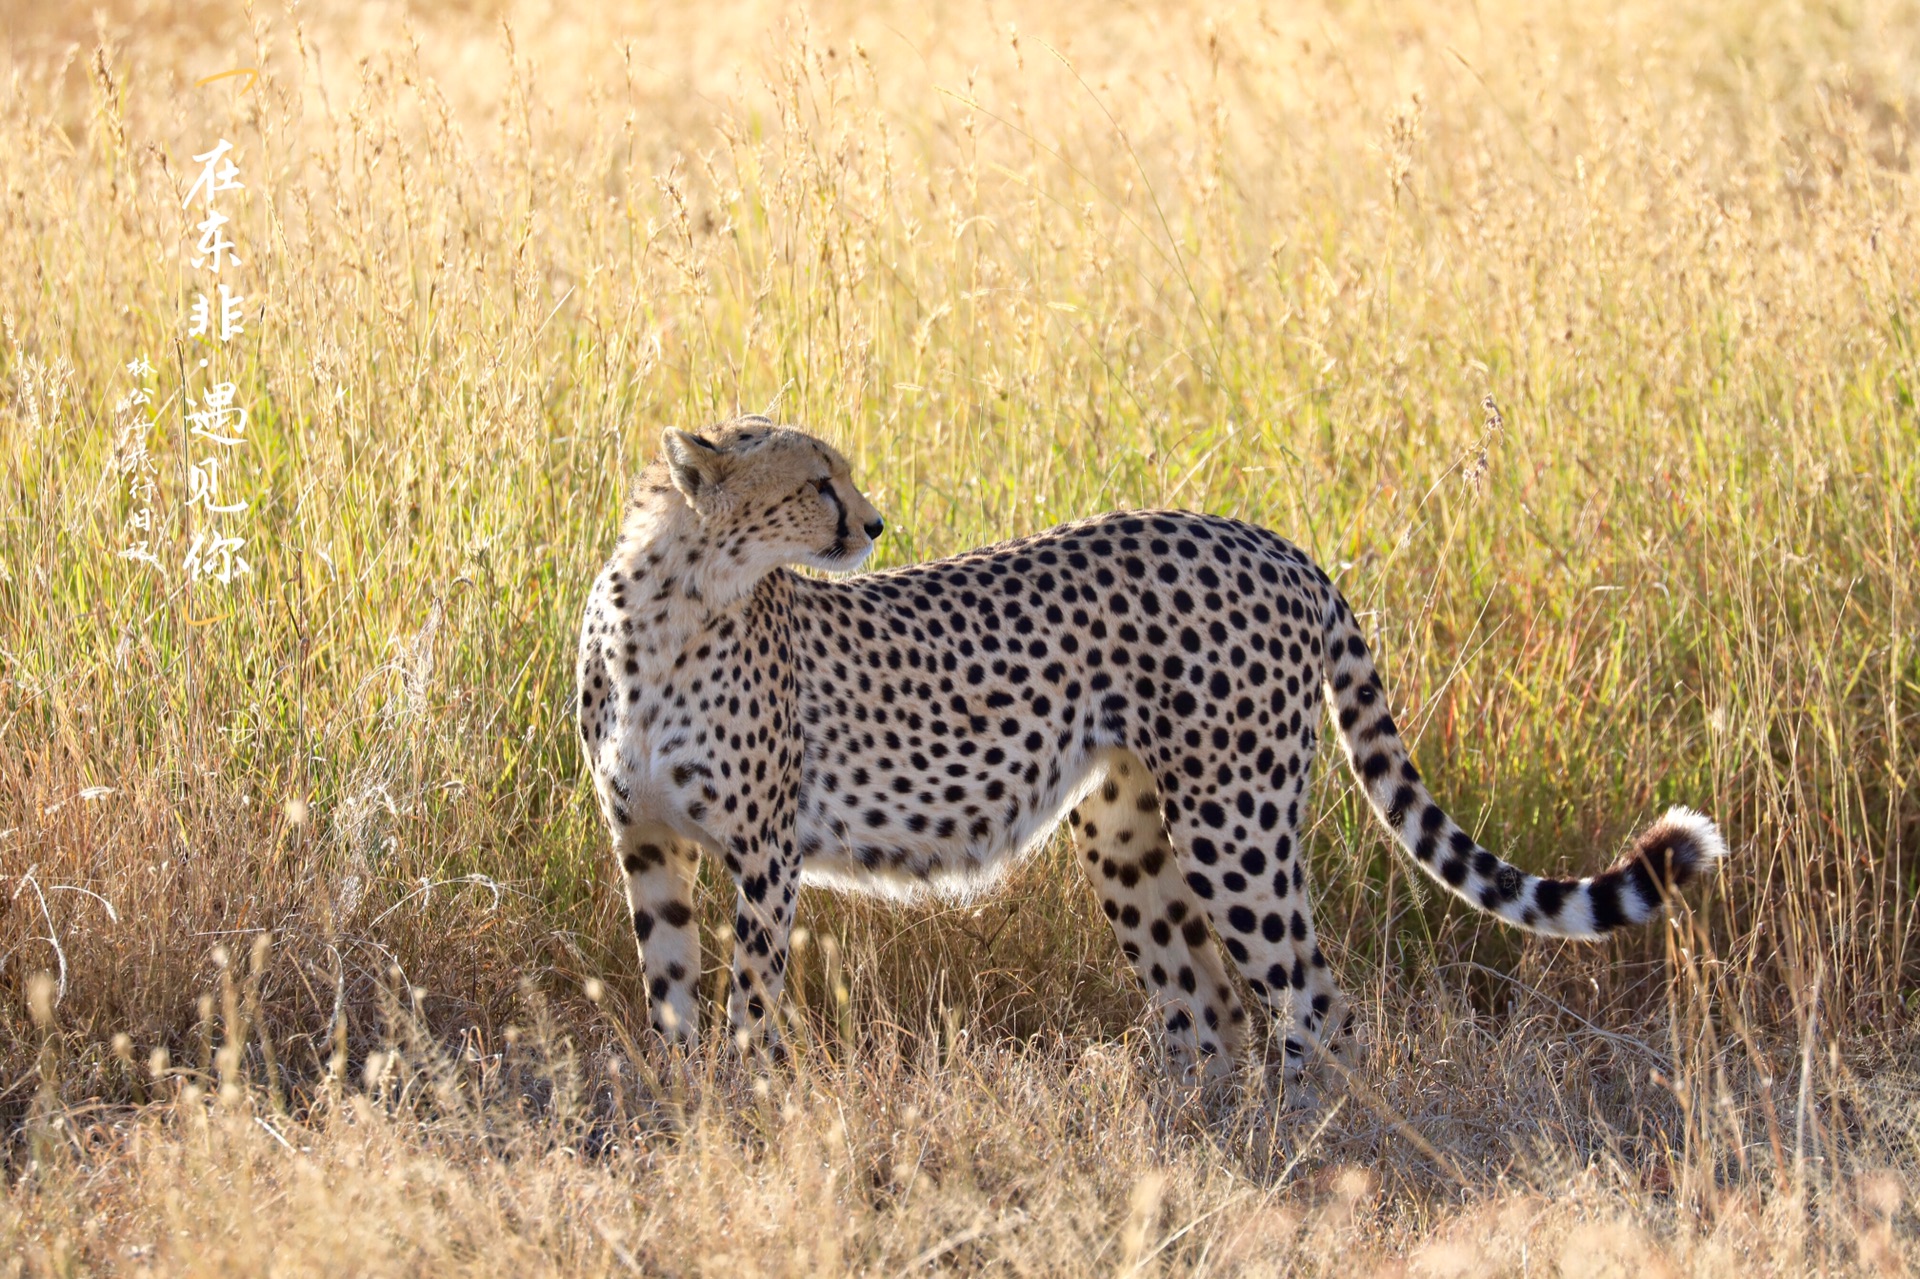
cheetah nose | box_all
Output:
[864,516,885,539]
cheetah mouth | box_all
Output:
[809,538,874,572]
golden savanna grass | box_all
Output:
[1,0,1917,1271]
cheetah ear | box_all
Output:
[662,429,732,506]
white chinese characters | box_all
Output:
[120,138,261,584]
[113,358,162,572]
[179,138,256,588]
[188,284,246,341]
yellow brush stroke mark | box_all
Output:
[185,612,231,628]
[194,68,260,94]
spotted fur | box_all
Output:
[577,416,1727,1072]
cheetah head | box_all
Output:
[660,416,885,575]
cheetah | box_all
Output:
[576,416,1727,1077]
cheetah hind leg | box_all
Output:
[1070,749,1248,1083]
[1145,761,1358,1095]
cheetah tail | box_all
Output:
[1320,589,1727,939]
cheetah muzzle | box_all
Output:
[576,415,1727,1080]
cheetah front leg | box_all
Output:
[614,824,704,1047]
[721,833,802,1053]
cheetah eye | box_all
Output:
[813,477,835,495]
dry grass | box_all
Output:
[1,0,1917,1272]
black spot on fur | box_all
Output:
[1533,880,1568,918]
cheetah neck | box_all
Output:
[613,486,767,629]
